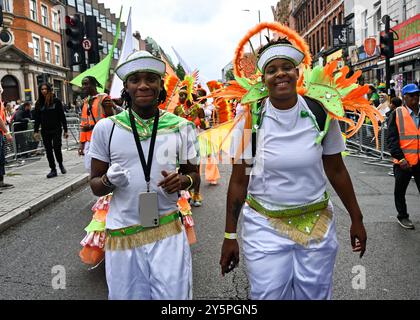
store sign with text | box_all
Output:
[393,14,420,54]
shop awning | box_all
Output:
[377,47,420,67]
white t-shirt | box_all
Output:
[89,118,199,229]
[231,95,345,206]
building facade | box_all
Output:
[0,0,69,104]
[378,0,420,87]
[292,0,345,66]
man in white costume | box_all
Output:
[88,50,200,300]
[220,38,367,300]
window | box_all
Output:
[327,21,331,47]
[114,47,119,60]
[30,0,37,21]
[361,10,368,40]
[67,0,75,6]
[44,40,51,63]
[112,23,116,34]
[76,0,84,13]
[3,0,13,13]
[41,4,48,26]
[320,0,323,11]
[86,3,92,16]
[99,14,106,29]
[33,36,40,59]
[108,43,112,55]
[316,0,319,16]
[52,11,59,31]
[93,9,99,18]
[106,18,112,32]
[102,41,108,54]
[55,44,61,65]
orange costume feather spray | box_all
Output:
[198,22,383,157]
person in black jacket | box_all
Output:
[33,83,68,178]
[13,102,32,156]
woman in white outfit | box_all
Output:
[220,38,367,300]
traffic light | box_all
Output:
[380,15,394,59]
[380,32,394,58]
[85,16,102,65]
[65,14,85,67]
[0,3,4,27]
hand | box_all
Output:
[33,132,41,142]
[399,159,411,170]
[158,171,181,194]
[63,132,69,139]
[350,221,367,258]
[106,163,130,188]
[220,238,240,276]
[5,133,13,142]
[78,144,85,156]
[80,124,93,132]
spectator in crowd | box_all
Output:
[386,97,402,119]
[386,84,420,229]
[377,93,390,118]
[13,101,32,156]
[368,85,380,107]
[0,85,14,190]
[33,83,68,178]
[390,80,397,99]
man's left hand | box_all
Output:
[63,132,69,139]
[158,171,182,194]
[350,221,367,258]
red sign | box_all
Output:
[364,37,377,57]
[393,13,420,54]
[82,39,92,51]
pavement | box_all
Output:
[0,149,89,233]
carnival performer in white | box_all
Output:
[88,50,200,300]
[220,35,367,300]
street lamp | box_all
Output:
[242,9,262,47]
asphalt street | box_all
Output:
[0,155,419,300]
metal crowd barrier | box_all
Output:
[341,113,393,168]
[4,117,80,163]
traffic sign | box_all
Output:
[82,39,92,51]
[73,52,80,63]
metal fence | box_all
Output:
[3,115,80,163]
[341,113,393,168]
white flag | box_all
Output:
[110,8,134,99]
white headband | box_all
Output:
[257,44,305,72]
[115,51,166,81]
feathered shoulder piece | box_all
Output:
[302,60,384,147]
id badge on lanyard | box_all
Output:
[129,108,160,228]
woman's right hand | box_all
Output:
[220,239,240,276]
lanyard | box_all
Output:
[128,107,159,192]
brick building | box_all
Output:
[0,0,69,103]
[292,0,345,66]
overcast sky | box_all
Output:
[99,0,277,81]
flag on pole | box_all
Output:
[172,46,192,75]
[109,7,133,98]
[70,7,122,93]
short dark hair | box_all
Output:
[390,97,402,108]
[83,76,103,89]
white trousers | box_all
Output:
[242,203,339,300]
[105,230,193,300]
[83,141,91,172]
